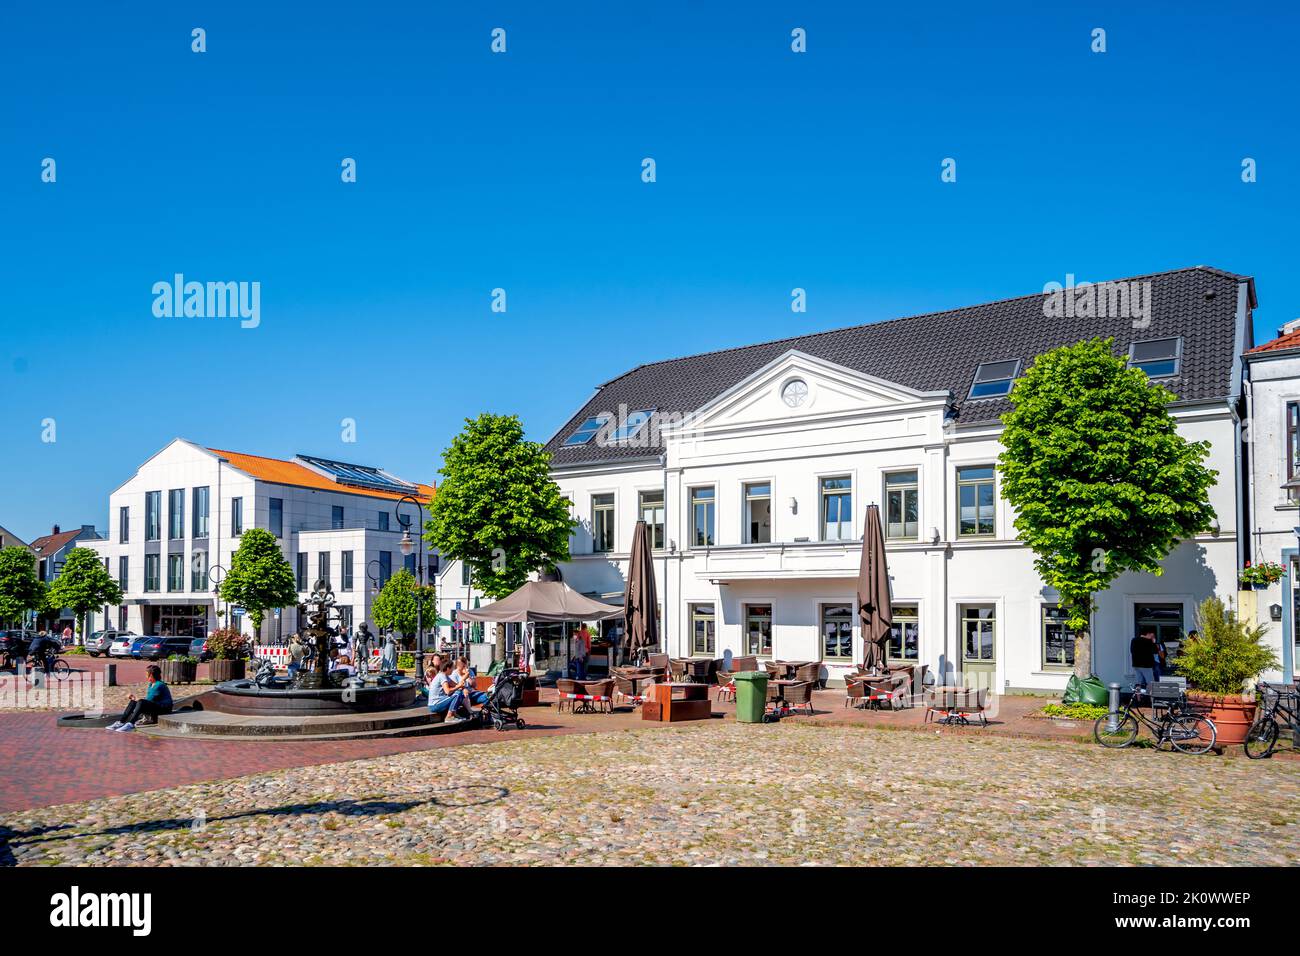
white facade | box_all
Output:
[84,439,433,641]
[531,350,1241,691]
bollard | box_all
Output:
[1107,682,1120,732]
[105,662,117,687]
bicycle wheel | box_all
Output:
[1094,712,1139,748]
[52,659,71,680]
[1170,714,1216,755]
[1244,717,1279,760]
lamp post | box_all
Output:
[395,494,426,687]
[209,564,227,636]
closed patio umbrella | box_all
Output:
[856,503,893,673]
[622,520,659,663]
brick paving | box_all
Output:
[3,721,1296,867]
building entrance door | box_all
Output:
[959,604,997,688]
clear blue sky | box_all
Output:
[1,2,1296,542]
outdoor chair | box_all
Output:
[715,670,737,703]
[669,659,689,683]
[782,680,815,716]
[843,678,867,708]
[923,686,988,726]
[556,678,614,714]
[645,653,670,671]
[793,661,822,687]
[728,655,759,674]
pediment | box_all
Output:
[677,350,949,433]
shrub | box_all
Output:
[1176,596,1279,698]
[166,654,199,664]
[1042,702,1109,720]
[206,627,249,661]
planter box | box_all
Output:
[1189,693,1256,746]
[209,659,246,683]
[161,659,198,684]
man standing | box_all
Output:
[570,622,590,680]
[1130,628,1159,688]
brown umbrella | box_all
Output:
[856,503,893,674]
[623,519,659,662]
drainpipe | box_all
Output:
[662,454,669,656]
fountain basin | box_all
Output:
[207,677,420,717]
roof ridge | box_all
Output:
[600,265,1249,378]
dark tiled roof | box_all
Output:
[29,530,82,556]
[545,266,1253,466]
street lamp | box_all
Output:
[367,558,382,596]
[209,563,228,635]
[395,494,427,687]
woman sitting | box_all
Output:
[106,665,173,732]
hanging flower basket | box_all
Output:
[1238,561,1285,589]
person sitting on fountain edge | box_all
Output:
[451,657,488,708]
[106,664,174,732]
[428,659,472,722]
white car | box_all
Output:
[108,635,139,658]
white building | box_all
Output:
[1240,320,1300,682]
[447,266,1267,691]
[85,439,434,641]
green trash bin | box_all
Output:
[732,671,769,723]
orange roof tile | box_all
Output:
[1246,329,1300,355]
[210,449,434,502]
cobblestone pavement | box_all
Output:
[4,722,1296,866]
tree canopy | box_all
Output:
[998,337,1217,632]
[0,546,45,627]
[46,546,123,639]
[219,528,299,636]
[370,568,435,642]
[426,413,575,599]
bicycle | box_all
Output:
[1244,682,1298,759]
[25,651,72,683]
[1093,683,1217,755]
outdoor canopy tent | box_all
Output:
[453,580,624,624]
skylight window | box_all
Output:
[1128,338,1182,378]
[297,455,416,493]
[610,409,655,443]
[968,360,1021,399]
[563,415,611,446]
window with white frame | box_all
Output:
[690,487,715,548]
[820,476,852,541]
[957,466,996,537]
[638,489,665,549]
[690,602,716,655]
[888,605,919,660]
[744,482,772,543]
[591,494,615,552]
[884,471,919,540]
[821,603,854,660]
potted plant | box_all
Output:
[206,626,248,682]
[162,653,198,684]
[1176,596,1280,745]
[1238,560,1285,589]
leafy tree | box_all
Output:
[46,546,123,642]
[370,569,435,648]
[998,338,1217,675]
[1176,596,1278,697]
[426,413,575,600]
[219,528,298,639]
[0,546,45,628]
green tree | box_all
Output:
[46,546,123,643]
[426,413,575,600]
[370,568,435,648]
[219,528,298,639]
[0,546,45,628]
[998,338,1217,675]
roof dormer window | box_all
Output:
[1128,338,1181,378]
[968,360,1021,399]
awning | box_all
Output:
[454,580,624,624]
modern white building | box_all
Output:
[446,266,1272,691]
[85,440,434,641]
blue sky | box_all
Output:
[1,2,1296,542]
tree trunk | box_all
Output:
[1074,630,1092,679]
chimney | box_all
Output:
[1280,317,1300,337]
[52,524,60,535]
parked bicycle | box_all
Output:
[1094,683,1217,755]
[1244,682,1298,759]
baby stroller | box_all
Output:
[481,667,527,732]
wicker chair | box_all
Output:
[556,678,614,714]
[793,661,822,687]
[729,655,759,674]
[783,680,815,715]
[669,659,689,683]
[844,677,867,708]
[924,685,988,725]
[645,653,670,671]
[715,669,737,703]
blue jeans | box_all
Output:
[1134,667,1154,688]
[467,690,488,706]
[571,657,586,679]
[429,690,467,716]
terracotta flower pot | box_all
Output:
[1188,692,1256,746]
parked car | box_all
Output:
[189,637,213,662]
[128,636,155,659]
[1,629,37,661]
[85,630,118,657]
[108,635,139,657]
[137,636,196,661]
